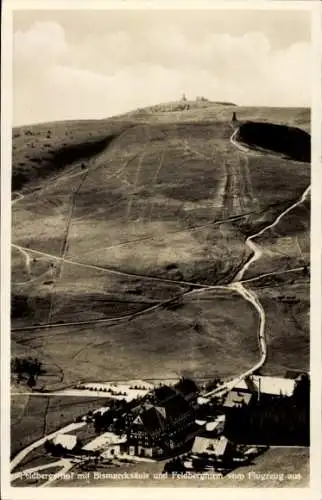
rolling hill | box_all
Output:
[11,100,310,388]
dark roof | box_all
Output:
[224,390,253,408]
[133,407,165,434]
[243,377,259,393]
[161,394,192,420]
[130,393,192,435]
[130,405,142,415]
[174,378,199,396]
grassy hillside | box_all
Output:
[11,287,260,391]
[12,120,135,192]
[247,272,310,375]
[11,103,310,482]
[12,102,310,194]
[11,101,310,385]
[11,394,112,457]
[12,104,310,286]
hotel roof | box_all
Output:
[233,375,296,397]
[52,434,77,450]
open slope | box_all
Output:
[11,287,259,391]
[11,100,310,383]
[12,105,310,288]
[11,102,310,483]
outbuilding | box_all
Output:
[52,434,77,451]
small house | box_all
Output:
[205,415,226,435]
[224,390,253,409]
[82,432,127,455]
[230,375,297,399]
[101,440,127,459]
[52,434,77,451]
[191,435,233,459]
[192,436,218,455]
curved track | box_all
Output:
[203,128,310,399]
[10,123,310,477]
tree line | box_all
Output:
[224,376,310,446]
[11,356,43,388]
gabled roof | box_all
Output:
[214,436,229,457]
[154,385,178,403]
[155,406,167,419]
[233,375,296,397]
[129,392,192,435]
[137,407,166,434]
[130,402,153,416]
[93,406,109,415]
[161,394,191,420]
[82,432,127,451]
[206,416,226,432]
[192,436,218,454]
[53,434,77,450]
[224,390,253,408]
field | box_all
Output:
[12,287,259,391]
[11,394,112,458]
[11,258,188,327]
[11,104,310,329]
[11,102,310,386]
[245,271,310,375]
[12,107,310,283]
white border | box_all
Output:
[309,3,322,497]
[3,0,321,10]
[1,2,321,500]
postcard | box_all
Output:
[1,1,321,499]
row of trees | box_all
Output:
[225,377,310,446]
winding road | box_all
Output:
[10,422,85,473]
[202,129,310,400]
[233,186,311,283]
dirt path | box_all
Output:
[10,422,85,472]
[202,128,310,399]
[233,186,311,283]
[10,125,310,483]
[13,245,31,276]
[47,167,90,324]
[10,244,211,289]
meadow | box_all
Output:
[11,101,310,432]
[11,394,112,458]
[12,287,259,392]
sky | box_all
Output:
[13,9,312,126]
